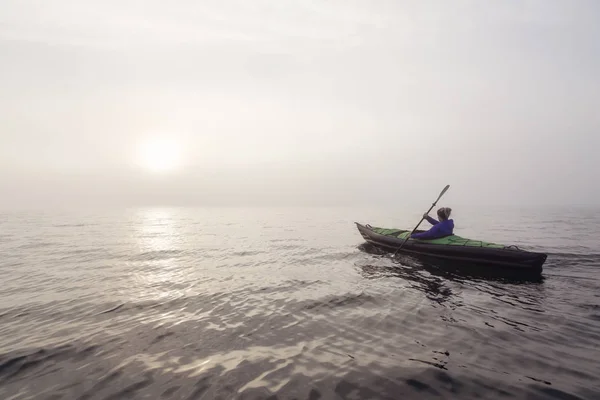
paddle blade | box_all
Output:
[435,184,450,203]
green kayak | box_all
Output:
[356,222,547,275]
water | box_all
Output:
[0,206,599,399]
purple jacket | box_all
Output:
[411,216,454,240]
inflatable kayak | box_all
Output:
[355,222,547,274]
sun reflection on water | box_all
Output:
[130,208,188,302]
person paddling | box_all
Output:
[410,207,454,240]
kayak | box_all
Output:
[355,222,547,275]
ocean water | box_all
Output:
[0,206,599,400]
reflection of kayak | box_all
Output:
[355,222,547,274]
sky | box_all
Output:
[1,0,599,208]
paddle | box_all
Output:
[393,184,450,257]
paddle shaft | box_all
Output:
[393,185,450,256]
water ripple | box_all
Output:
[0,207,598,399]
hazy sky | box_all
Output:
[1,1,599,208]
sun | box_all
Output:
[136,137,183,173]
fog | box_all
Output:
[1,1,599,209]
